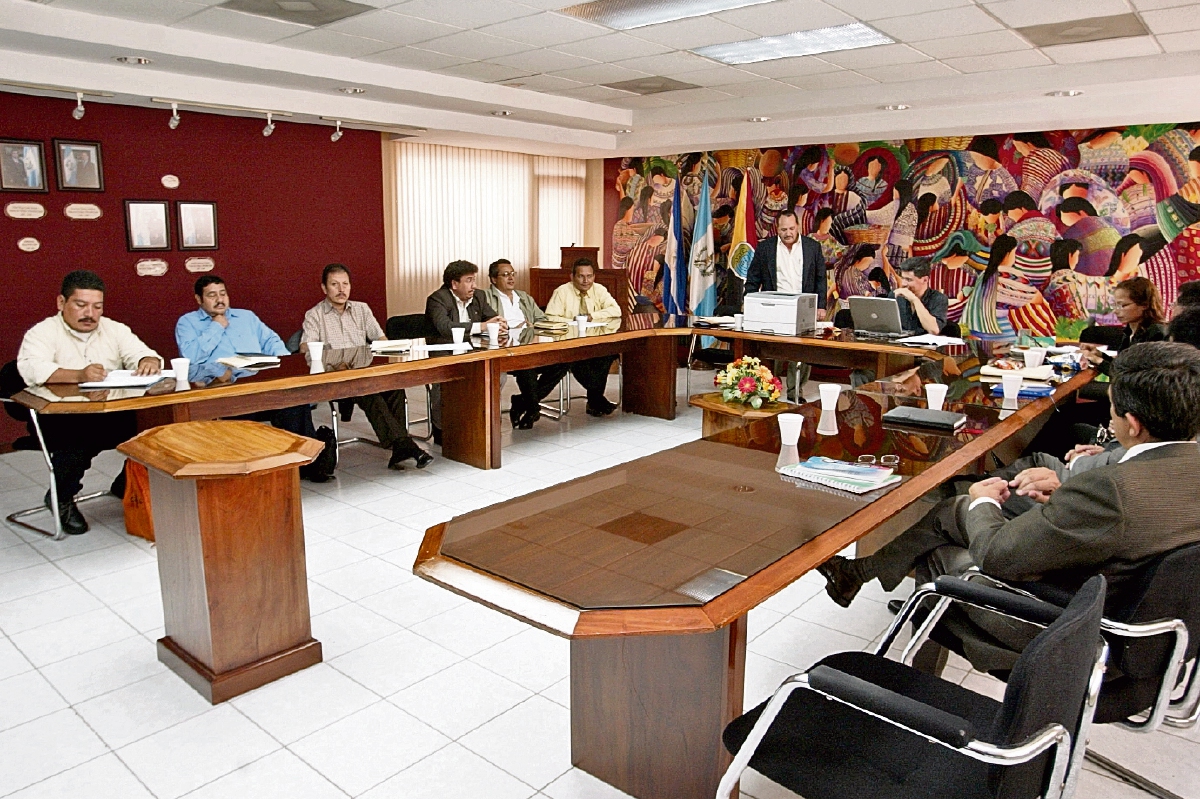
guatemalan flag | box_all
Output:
[662,175,689,314]
[688,173,717,318]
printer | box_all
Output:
[743,291,817,336]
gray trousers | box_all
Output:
[356,390,416,450]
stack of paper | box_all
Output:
[534,320,569,332]
[217,355,280,370]
[369,339,411,354]
[979,364,1055,382]
[896,333,966,347]
[79,370,176,390]
[778,456,902,494]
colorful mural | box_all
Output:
[606,125,1200,341]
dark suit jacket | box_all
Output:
[743,235,826,308]
[425,287,498,344]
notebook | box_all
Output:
[778,456,902,494]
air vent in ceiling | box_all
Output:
[217,0,373,27]
[1016,13,1148,48]
[603,76,701,95]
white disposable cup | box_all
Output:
[1001,372,1023,401]
[1023,347,1047,368]
[733,313,744,330]
[170,358,190,391]
[818,383,841,412]
[575,315,589,334]
[307,341,325,374]
[925,383,948,411]
[486,322,500,346]
[817,409,838,436]
[451,327,465,344]
[777,413,803,446]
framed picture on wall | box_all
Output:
[53,139,104,191]
[0,139,48,192]
[177,201,218,250]
[125,200,171,251]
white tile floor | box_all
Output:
[0,370,1195,798]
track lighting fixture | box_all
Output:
[71,92,85,120]
[168,102,180,130]
[330,121,343,142]
[262,112,275,137]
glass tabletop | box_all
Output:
[440,390,990,610]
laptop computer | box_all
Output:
[848,296,916,337]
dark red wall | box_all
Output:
[0,90,386,366]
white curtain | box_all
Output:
[387,142,586,314]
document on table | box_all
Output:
[217,355,281,370]
[369,339,412,354]
[79,369,176,389]
[895,333,966,347]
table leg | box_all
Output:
[440,361,500,469]
[570,616,747,799]
[621,335,677,420]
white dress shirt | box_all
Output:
[18,314,161,386]
[495,291,526,330]
[776,238,805,293]
[455,296,482,334]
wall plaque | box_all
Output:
[64,203,102,220]
[135,259,169,276]
[17,237,40,252]
[161,174,180,189]
[5,202,45,219]
[185,256,215,273]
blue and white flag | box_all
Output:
[662,175,688,314]
[689,174,717,318]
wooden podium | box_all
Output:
[118,420,324,703]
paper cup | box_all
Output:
[170,358,190,391]
[817,409,838,436]
[1001,372,1023,401]
[307,341,325,374]
[818,383,841,412]
[1022,347,1047,368]
[925,383,948,411]
[733,313,744,331]
[486,322,500,347]
[777,413,803,446]
[451,327,465,344]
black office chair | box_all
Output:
[385,314,436,440]
[719,575,1108,799]
[0,360,109,540]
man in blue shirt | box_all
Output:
[175,275,335,481]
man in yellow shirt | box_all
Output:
[545,258,621,416]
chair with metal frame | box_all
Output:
[384,314,436,441]
[0,362,108,542]
[719,574,1108,799]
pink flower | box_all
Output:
[737,376,757,394]
[771,377,783,391]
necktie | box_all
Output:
[578,292,589,317]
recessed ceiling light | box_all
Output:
[616,129,633,134]
[491,110,512,117]
[114,56,152,65]
[560,0,775,30]
[749,116,771,123]
[337,86,365,94]
[1046,90,1084,97]
[882,104,910,111]
[693,23,893,65]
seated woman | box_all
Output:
[1080,275,1168,373]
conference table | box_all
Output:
[413,366,1092,799]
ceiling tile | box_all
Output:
[389,0,538,27]
[681,66,770,86]
[737,55,842,78]
[717,79,800,97]
[48,0,209,25]
[324,10,461,45]
[173,7,310,42]
[603,94,682,109]
[357,46,472,69]
[654,87,735,104]
[782,70,877,89]
[1142,5,1200,34]
[713,0,856,37]
[630,16,757,50]
[1157,30,1200,51]
[438,62,533,82]
[500,74,586,92]
[981,0,1133,28]
[914,30,1030,59]
[613,51,715,76]
[1129,0,1196,8]
[822,0,971,20]
[479,13,610,47]
[872,6,1003,42]
[490,48,597,73]
[552,33,672,61]
[276,29,396,57]
[548,62,652,85]
[856,59,961,82]
[552,85,638,101]
[821,43,930,68]
[418,30,533,59]
[1042,35,1162,63]
[512,0,577,8]
[941,48,1052,72]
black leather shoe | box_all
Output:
[508,396,526,427]
[586,399,617,417]
[517,405,541,429]
[44,491,88,535]
[413,450,433,469]
[816,555,867,608]
[299,465,331,483]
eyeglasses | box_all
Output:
[496,271,516,278]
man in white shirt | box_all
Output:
[16,270,162,534]
[544,258,621,416]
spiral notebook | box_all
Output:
[778,457,901,495]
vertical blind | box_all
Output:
[387,142,586,315]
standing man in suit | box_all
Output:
[424,260,505,441]
[744,210,827,399]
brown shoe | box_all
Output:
[816,555,867,608]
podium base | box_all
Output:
[158,636,323,704]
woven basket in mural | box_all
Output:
[906,136,974,153]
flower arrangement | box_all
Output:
[715,356,783,409]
